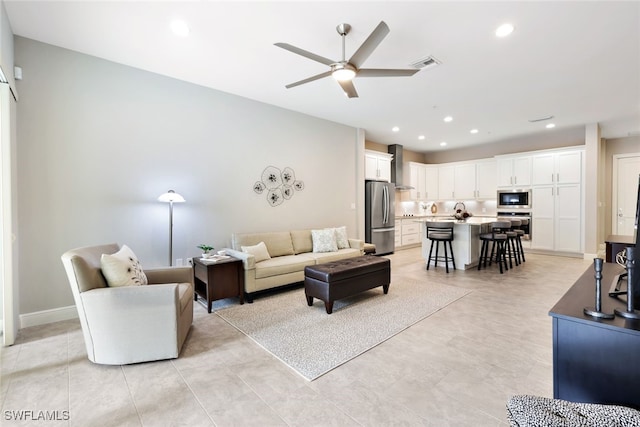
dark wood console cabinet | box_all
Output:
[549,263,640,409]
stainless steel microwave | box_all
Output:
[497,189,531,209]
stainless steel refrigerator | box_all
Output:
[365,180,395,255]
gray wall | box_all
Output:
[15,37,361,315]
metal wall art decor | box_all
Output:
[253,166,304,207]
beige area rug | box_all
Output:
[215,278,471,381]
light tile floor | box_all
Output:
[1,248,592,426]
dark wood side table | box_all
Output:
[605,234,635,263]
[549,263,640,409]
[192,256,244,313]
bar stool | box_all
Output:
[478,221,511,274]
[515,219,527,263]
[500,218,521,268]
[426,222,456,273]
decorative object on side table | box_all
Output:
[583,258,614,319]
[452,202,472,222]
[197,244,214,259]
[614,247,640,320]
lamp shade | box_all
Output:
[158,190,185,203]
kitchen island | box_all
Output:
[416,217,497,270]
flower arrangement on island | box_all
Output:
[453,202,472,221]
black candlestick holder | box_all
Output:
[615,247,640,320]
[584,258,614,319]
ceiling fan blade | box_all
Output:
[337,79,358,98]
[274,43,336,66]
[357,68,419,77]
[285,71,332,89]
[348,21,390,68]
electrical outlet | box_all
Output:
[482,208,486,213]
[176,258,183,266]
[187,258,193,266]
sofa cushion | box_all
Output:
[100,245,148,287]
[254,254,316,279]
[312,229,338,253]
[241,241,271,263]
[307,248,361,264]
[233,232,294,257]
[290,230,313,254]
[329,226,349,249]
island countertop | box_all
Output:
[413,217,498,225]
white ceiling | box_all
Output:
[4,0,640,153]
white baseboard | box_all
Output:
[19,306,78,329]
[583,252,599,260]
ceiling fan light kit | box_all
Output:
[275,21,419,98]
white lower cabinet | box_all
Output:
[531,183,582,252]
[394,220,402,248]
[401,220,421,246]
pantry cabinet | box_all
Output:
[530,149,583,253]
[531,151,582,186]
[531,184,582,253]
[365,150,392,182]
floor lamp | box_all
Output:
[158,190,185,266]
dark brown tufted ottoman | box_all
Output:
[304,256,391,314]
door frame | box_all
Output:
[611,152,640,235]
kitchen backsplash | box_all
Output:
[396,198,498,217]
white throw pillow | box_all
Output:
[312,229,338,253]
[100,245,148,287]
[329,226,349,249]
[241,241,271,262]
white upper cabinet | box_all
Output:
[438,165,455,200]
[365,150,392,182]
[497,156,531,188]
[532,151,582,186]
[407,162,439,201]
[475,159,497,199]
[453,162,476,200]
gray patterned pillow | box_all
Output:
[311,229,338,253]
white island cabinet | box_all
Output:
[418,218,496,270]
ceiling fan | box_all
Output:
[275,21,419,98]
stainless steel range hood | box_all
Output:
[388,144,414,190]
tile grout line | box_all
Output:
[121,365,144,426]
[170,359,218,426]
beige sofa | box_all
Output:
[226,229,364,301]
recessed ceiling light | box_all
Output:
[170,19,190,37]
[495,23,514,37]
[392,126,400,132]
[418,135,425,140]
[546,123,556,129]
[444,116,453,123]
[440,142,447,147]
[470,129,479,134]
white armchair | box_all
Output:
[61,243,193,365]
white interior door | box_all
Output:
[613,154,640,236]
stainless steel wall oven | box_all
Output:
[497,189,531,209]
